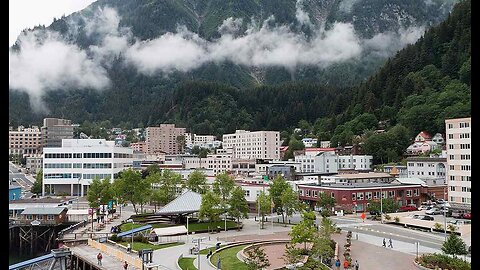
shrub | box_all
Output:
[434,223,443,230]
[384,214,391,221]
[394,216,400,223]
[416,253,470,270]
[109,234,119,242]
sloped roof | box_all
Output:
[394,177,427,187]
[21,207,67,215]
[157,191,202,215]
[117,225,152,237]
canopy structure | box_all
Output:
[152,225,187,237]
[157,191,202,216]
[117,224,152,237]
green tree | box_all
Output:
[30,169,48,195]
[290,211,317,250]
[186,170,208,194]
[283,243,302,266]
[257,191,271,229]
[245,245,270,270]
[269,176,290,223]
[317,192,336,212]
[87,177,113,209]
[213,172,235,201]
[319,217,337,240]
[442,234,468,257]
[199,190,222,230]
[228,186,249,224]
[312,236,334,265]
[366,198,400,214]
[114,169,145,214]
[280,185,300,226]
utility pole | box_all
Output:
[192,237,205,270]
[380,187,383,224]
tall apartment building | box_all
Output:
[41,118,74,148]
[42,139,133,196]
[445,117,471,205]
[146,124,186,155]
[9,126,42,156]
[222,130,280,160]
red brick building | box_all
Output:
[298,182,423,213]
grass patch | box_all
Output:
[118,222,174,232]
[178,257,197,270]
[118,241,182,251]
[210,244,249,270]
[187,221,238,232]
[199,245,225,255]
[416,253,470,270]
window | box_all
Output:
[450,165,455,170]
[365,192,372,200]
[357,192,364,200]
[26,215,33,220]
[448,123,453,129]
[450,186,456,191]
[352,193,356,201]
[47,215,54,220]
[388,190,395,197]
[305,190,311,197]
[450,176,455,181]
[406,190,412,197]
[244,190,250,197]
[413,189,419,196]
[448,134,453,139]
[449,155,454,160]
[331,192,335,198]
[449,145,454,149]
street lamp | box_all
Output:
[126,218,135,251]
[186,215,189,243]
[380,187,383,224]
[77,177,81,210]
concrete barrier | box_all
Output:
[87,238,143,269]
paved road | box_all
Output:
[9,162,34,198]
[70,244,140,270]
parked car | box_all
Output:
[448,219,471,226]
[463,212,471,219]
[399,205,418,212]
[425,208,442,215]
[412,214,434,221]
[369,210,381,216]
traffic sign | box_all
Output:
[263,175,268,181]
[361,212,366,220]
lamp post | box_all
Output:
[77,177,81,210]
[380,187,383,224]
[443,187,447,240]
[186,216,189,243]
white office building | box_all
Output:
[222,130,280,160]
[295,153,372,173]
[406,157,447,184]
[445,117,471,205]
[42,139,133,196]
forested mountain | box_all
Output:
[9,0,458,127]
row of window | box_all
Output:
[300,189,419,200]
[44,173,112,179]
[450,176,471,181]
[449,186,471,192]
[460,144,471,149]
[25,214,55,220]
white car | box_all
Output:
[425,208,442,215]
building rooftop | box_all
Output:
[9,185,22,190]
[326,172,393,179]
[406,157,447,162]
[21,207,67,215]
[300,182,421,189]
[157,191,202,215]
[394,177,427,186]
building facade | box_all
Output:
[222,130,280,160]
[26,154,43,174]
[146,124,186,155]
[41,118,74,148]
[130,141,146,153]
[295,153,373,173]
[445,117,471,205]
[9,126,42,156]
[406,157,447,184]
[42,139,133,196]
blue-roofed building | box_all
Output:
[9,185,22,201]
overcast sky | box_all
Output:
[9,0,97,46]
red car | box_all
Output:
[399,205,418,212]
[463,212,471,219]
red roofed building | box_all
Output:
[415,131,432,142]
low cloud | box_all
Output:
[9,5,427,111]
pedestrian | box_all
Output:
[388,238,393,248]
[343,259,349,269]
[217,257,221,270]
[207,250,213,259]
[123,261,128,270]
[97,252,103,266]
[382,238,386,247]
[335,258,341,270]
[127,243,131,253]
[354,260,359,270]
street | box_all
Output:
[9,161,34,198]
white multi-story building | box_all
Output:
[445,117,471,205]
[185,133,220,149]
[255,161,302,176]
[42,139,133,196]
[203,148,233,175]
[302,138,317,148]
[406,157,447,184]
[295,153,372,173]
[9,126,42,156]
[222,130,280,160]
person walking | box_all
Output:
[127,243,131,253]
[388,238,393,248]
[382,238,386,247]
[123,261,128,270]
[343,259,349,269]
[207,249,213,259]
[354,260,359,270]
[335,258,341,270]
[97,252,103,266]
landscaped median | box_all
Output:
[119,220,240,233]
[178,256,196,270]
[414,253,470,270]
[210,244,250,270]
